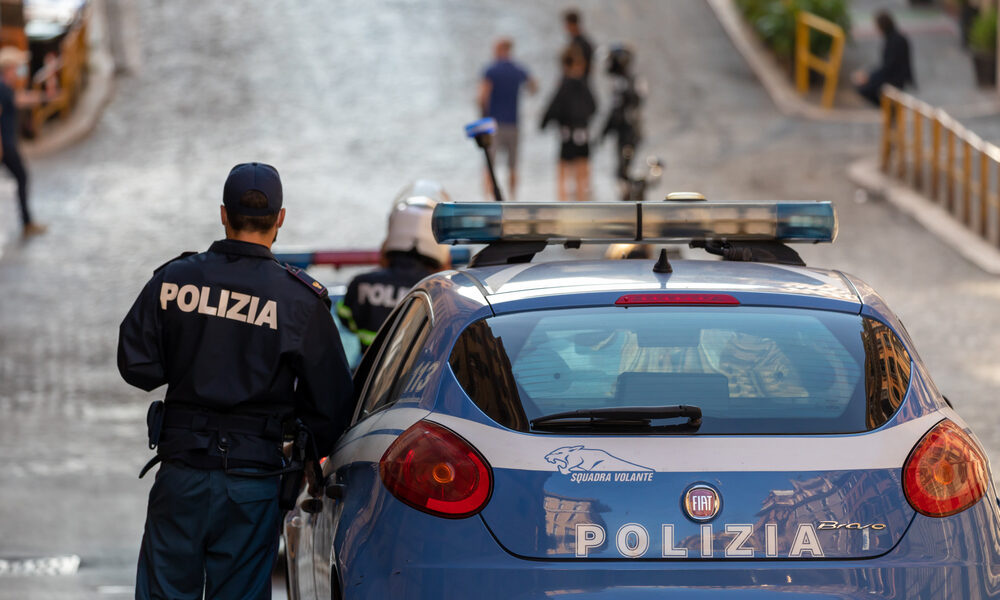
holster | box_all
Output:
[279,468,305,511]
[278,423,311,510]
[146,400,165,450]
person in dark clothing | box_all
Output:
[600,45,646,199]
[0,47,44,235]
[853,11,915,107]
[118,163,354,600]
[563,9,595,80]
[541,49,596,202]
[337,192,451,351]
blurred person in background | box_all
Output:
[563,9,594,81]
[600,44,646,200]
[541,48,596,202]
[0,47,44,235]
[852,10,915,107]
[337,189,451,351]
[479,37,537,200]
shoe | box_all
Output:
[22,222,47,236]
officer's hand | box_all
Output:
[305,460,322,498]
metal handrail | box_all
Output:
[880,86,1000,244]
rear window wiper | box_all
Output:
[530,405,702,433]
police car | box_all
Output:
[284,200,1000,599]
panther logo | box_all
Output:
[544,446,654,475]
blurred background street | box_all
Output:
[1,0,999,597]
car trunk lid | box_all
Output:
[432,413,937,560]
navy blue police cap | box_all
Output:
[223,162,283,216]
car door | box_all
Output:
[290,295,410,600]
[310,293,434,600]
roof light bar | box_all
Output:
[431,202,837,245]
[273,247,471,269]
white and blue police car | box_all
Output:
[284,199,1000,599]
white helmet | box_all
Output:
[384,194,451,268]
[391,179,451,210]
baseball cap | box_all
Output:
[223,162,283,216]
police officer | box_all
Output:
[336,188,451,350]
[600,45,646,201]
[118,163,353,600]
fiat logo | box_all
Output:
[683,484,721,522]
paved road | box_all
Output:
[0,1,998,597]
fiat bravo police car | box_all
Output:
[284,200,1000,599]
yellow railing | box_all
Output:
[795,11,845,110]
[880,85,1000,244]
[30,4,90,132]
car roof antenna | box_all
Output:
[652,248,672,274]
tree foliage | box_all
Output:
[736,0,852,60]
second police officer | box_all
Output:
[600,45,646,201]
[118,163,354,600]
[336,181,452,352]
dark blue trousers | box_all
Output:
[135,462,281,600]
[1,145,30,226]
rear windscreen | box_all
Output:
[449,306,911,434]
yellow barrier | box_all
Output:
[880,86,1000,244]
[795,11,845,110]
[30,4,90,132]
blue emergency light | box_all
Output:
[431,201,837,245]
[465,118,497,139]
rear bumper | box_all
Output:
[371,560,999,599]
[341,496,1000,599]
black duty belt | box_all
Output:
[161,409,283,441]
[139,401,285,478]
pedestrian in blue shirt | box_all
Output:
[479,38,537,199]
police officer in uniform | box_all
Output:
[118,163,353,600]
[600,45,646,201]
[336,190,451,351]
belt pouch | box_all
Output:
[146,401,165,450]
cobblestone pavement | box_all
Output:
[0,1,998,597]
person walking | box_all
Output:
[118,162,354,600]
[541,49,596,202]
[0,47,44,235]
[852,11,915,107]
[479,38,537,200]
[563,9,595,80]
[337,187,451,352]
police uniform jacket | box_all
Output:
[118,239,354,470]
[336,253,435,348]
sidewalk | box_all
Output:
[848,156,1000,275]
[0,0,117,260]
[710,0,1000,121]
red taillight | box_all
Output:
[903,420,988,517]
[615,293,740,306]
[379,420,492,518]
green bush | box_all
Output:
[736,0,852,61]
[969,8,997,54]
